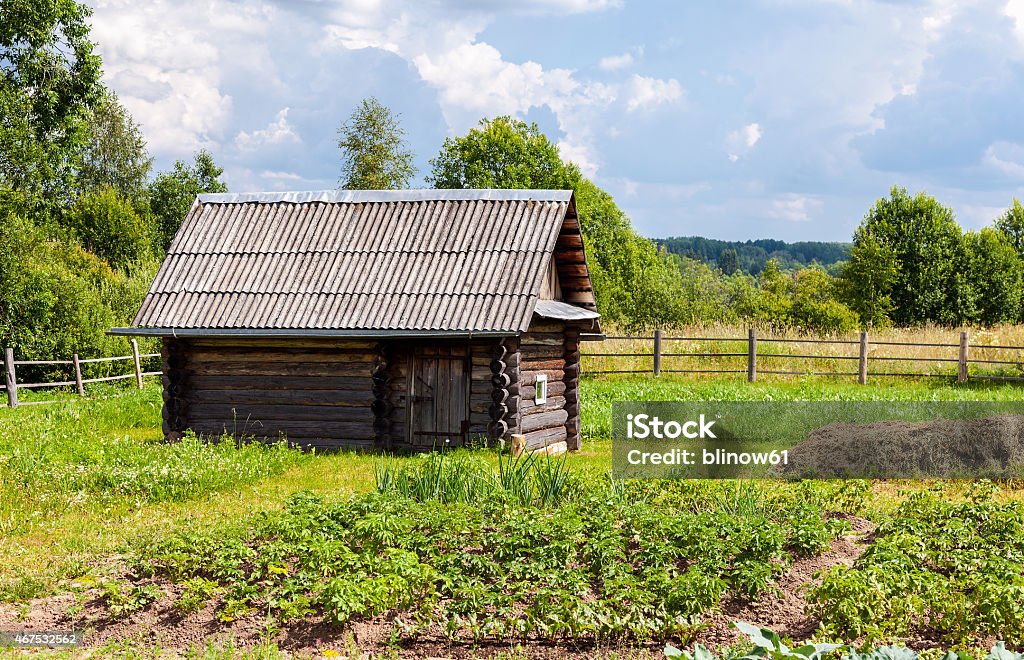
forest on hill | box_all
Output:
[657,236,850,275]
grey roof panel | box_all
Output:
[132,190,587,333]
[533,299,601,321]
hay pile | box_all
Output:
[782,414,1024,478]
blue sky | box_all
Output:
[88,0,1024,241]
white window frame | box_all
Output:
[535,374,548,404]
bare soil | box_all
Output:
[0,516,875,658]
[699,513,874,649]
[785,413,1024,478]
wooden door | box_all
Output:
[409,344,470,447]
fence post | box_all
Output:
[73,353,85,397]
[653,329,662,377]
[131,339,143,389]
[4,348,17,408]
[747,329,757,383]
[858,331,869,385]
[958,331,969,383]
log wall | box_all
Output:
[563,327,581,450]
[518,319,570,450]
[165,337,377,449]
[161,338,188,441]
[161,329,584,452]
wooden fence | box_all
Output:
[582,329,1024,384]
[1,339,161,407]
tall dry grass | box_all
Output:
[583,324,1024,381]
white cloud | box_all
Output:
[740,1,957,134]
[1006,0,1024,45]
[547,0,622,11]
[412,43,580,130]
[742,123,762,147]
[984,141,1024,177]
[767,194,822,222]
[319,3,627,177]
[260,170,305,181]
[725,122,762,161]
[602,177,710,202]
[557,139,601,177]
[93,0,659,188]
[88,0,1024,240]
[598,52,634,70]
[235,107,300,151]
[959,203,1009,227]
[470,0,623,13]
[91,0,281,156]
[625,74,683,112]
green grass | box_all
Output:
[375,450,581,507]
[0,387,340,601]
[3,375,1024,653]
[580,374,1024,441]
[0,388,307,530]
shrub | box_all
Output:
[65,186,153,270]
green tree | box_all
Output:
[853,186,965,325]
[718,248,740,275]
[0,86,48,212]
[149,150,228,253]
[840,232,897,327]
[789,267,860,334]
[428,116,575,190]
[994,198,1024,259]
[65,187,153,271]
[337,97,415,190]
[0,0,103,201]
[736,259,793,328]
[0,210,153,360]
[663,252,739,325]
[961,227,1022,325]
[78,91,153,205]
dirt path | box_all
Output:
[698,513,875,648]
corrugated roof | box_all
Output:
[131,190,596,334]
[534,299,601,321]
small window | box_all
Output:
[535,374,548,404]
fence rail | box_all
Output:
[2,340,160,407]
[582,329,1024,385]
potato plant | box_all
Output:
[137,476,846,643]
[808,483,1024,646]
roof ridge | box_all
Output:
[147,291,538,297]
[197,189,574,205]
[166,249,554,255]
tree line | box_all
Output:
[656,237,850,275]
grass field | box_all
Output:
[583,324,1024,381]
[1,374,1024,657]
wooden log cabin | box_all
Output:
[112,190,601,453]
